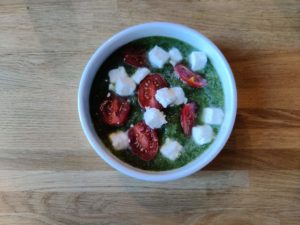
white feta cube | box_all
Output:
[115,76,136,96]
[148,45,169,68]
[202,108,224,125]
[108,66,128,83]
[131,67,150,84]
[144,107,167,129]
[160,138,183,161]
[170,87,187,105]
[155,87,187,107]
[109,131,129,150]
[189,51,207,71]
[155,87,177,108]
[169,48,183,66]
[192,125,214,145]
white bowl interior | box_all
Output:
[78,22,237,182]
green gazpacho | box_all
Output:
[90,36,224,171]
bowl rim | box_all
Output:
[78,22,237,182]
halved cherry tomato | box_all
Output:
[128,121,159,161]
[180,102,198,136]
[123,48,147,68]
[137,74,168,109]
[99,93,130,126]
[174,64,207,88]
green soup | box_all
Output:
[90,36,224,171]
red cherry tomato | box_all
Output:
[174,64,207,88]
[128,122,159,161]
[137,74,168,109]
[99,93,130,126]
[180,102,198,136]
[123,48,147,68]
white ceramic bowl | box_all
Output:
[78,22,237,182]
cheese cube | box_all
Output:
[170,87,187,105]
[144,107,167,129]
[115,76,136,96]
[131,67,150,84]
[155,87,177,108]
[169,48,183,66]
[109,131,129,150]
[155,87,187,108]
[192,125,214,145]
[202,108,224,125]
[108,66,128,83]
[189,51,207,71]
[148,45,169,68]
[160,138,183,161]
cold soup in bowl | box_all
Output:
[89,36,224,171]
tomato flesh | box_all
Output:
[99,93,130,126]
[174,64,207,88]
[137,74,168,109]
[128,122,159,161]
[180,102,198,136]
[123,48,147,68]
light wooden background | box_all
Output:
[0,0,299,224]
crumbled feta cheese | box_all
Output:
[155,87,177,108]
[160,138,183,161]
[189,51,207,71]
[148,45,169,68]
[131,67,150,84]
[108,66,128,83]
[202,108,224,125]
[144,107,167,129]
[109,131,129,150]
[115,76,136,96]
[155,87,187,107]
[169,48,183,66]
[170,87,187,105]
[192,125,214,145]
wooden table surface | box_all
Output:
[0,0,299,224]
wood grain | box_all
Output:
[0,0,299,224]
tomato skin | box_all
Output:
[174,64,207,88]
[99,93,130,126]
[137,74,168,109]
[123,48,147,68]
[180,102,198,136]
[128,122,159,161]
